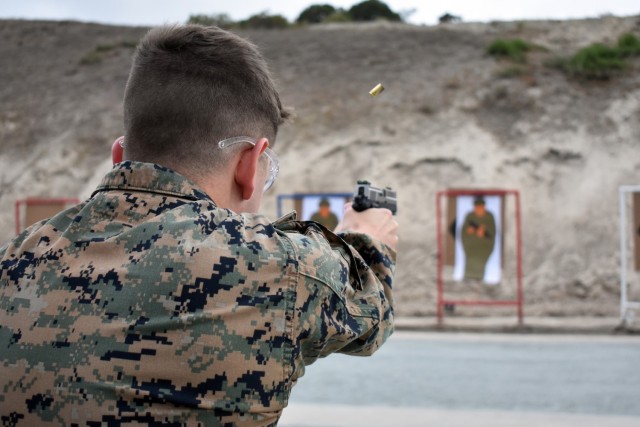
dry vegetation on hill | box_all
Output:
[1,16,639,318]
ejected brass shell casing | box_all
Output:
[369,83,384,96]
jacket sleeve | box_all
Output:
[335,231,395,354]
[275,219,396,369]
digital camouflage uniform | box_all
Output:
[0,161,395,427]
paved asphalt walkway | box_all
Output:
[280,404,640,427]
[393,315,639,334]
[279,330,640,427]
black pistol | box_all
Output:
[352,180,397,215]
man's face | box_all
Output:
[474,204,486,216]
[319,205,330,217]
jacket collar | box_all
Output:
[92,161,214,203]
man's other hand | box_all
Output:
[335,203,399,251]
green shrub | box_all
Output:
[563,43,626,79]
[119,40,138,49]
[550,33,640,79]
[238,12,289,29]
[324,11,351,23]
[348,0,402,22]
[80,41,137,65]
[80,51,103,65]
[438,13,461,24]
[297,4,336,24]
[187,13,235,28]
[487,38,533,62]
[95,43,117,53]
[617,33,640,56]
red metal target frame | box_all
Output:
[436,189,523,326]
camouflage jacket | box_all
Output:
[0,161,395,426]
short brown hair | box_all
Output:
[123,25,292,176]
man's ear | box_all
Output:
[234,138,269,200]
[111,136,125,164]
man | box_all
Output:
[461,196,495,280]
[309,198,339,230]
[0,25,398,426]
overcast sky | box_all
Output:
[1,0,639,26]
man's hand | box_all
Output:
[335,203,399,251]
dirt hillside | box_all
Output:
[1,17,640,318]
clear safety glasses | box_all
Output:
[218,136,279,192]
